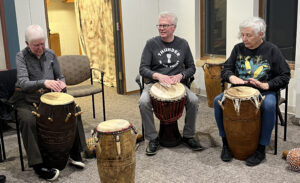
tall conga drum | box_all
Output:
[218,86,264,160]
[96,119,136,183]
[35,92,77,170]
[203,58,227,108]
[149,82,186,147]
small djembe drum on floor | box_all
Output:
[34,92,79,170]
[218,86,264,160]
[202,58,227,108]
[96,119,137,183]
[149,82,186,147]
[286,148,300,172]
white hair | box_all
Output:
[239,17,266,38]
[25,25,46,44]
[159,11,178,25]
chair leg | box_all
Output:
[0,122,6,160]
[0,123,4,162]
[15,111,25,171]
[284,104,288,141]
[142,123,145,141]
[100,73,106,121]
[92,94,96,119]
[101,91,106,121]
[274,114,278,155]
[0,139,2,162]
[277,106,285,126]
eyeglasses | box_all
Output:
[156,24,174,29]
[31,42,45,48]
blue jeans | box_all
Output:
[214,91,276,146]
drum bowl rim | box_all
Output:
[96,123,133,134]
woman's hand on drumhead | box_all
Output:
[248,78,269,90]
[229,75,248,85]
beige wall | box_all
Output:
[15,0,48,50]
[47,0,80,55]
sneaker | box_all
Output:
[34,166,59,181]
[221,145,233,162]
[69,152,85,169]
[0,175,6,183]
[246,150,266,166]
[182,137,203,151]
[146,137,160,156]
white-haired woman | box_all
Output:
[213,17,290,166]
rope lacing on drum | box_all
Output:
[250,95,260,109]
[233,99,241,114]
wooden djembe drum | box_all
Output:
[149,82,186,147]
[96,119,137,183]
[203,58,227,108]
[218,86,264,160]
[34,92,79,170]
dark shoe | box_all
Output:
[136,133,144,143]
[146,138,160,156]
[69,152,85,169]
[221,145,233,162]
[246,150,266,166]
[33,166,59,181]
[0,175,6,183]
[182,137,203,151]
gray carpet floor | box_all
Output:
[1,85,300,183]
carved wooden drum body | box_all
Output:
[96,119,136,183]
[219,86,264,160]
[36,92,77,170]
[203,59,226,108]
[150,82,186,147]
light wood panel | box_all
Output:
[50,33,61,56]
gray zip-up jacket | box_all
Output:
[15,47,65,92]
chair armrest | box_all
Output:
[90,68,105,84]
[135,74,143,94]
[277,84,288,105]
[91,67,104,75]
[187,76,194,89]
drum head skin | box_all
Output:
[40,92,74,105]
[150,82,186,101]
[206,58,225,65]
[97,119,130,132]
[225,86,260,100]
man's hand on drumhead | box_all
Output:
[248,78,269,90]
[44,80,65,92]
[229,75,248,85]
[153,73,173,86]
[170,74,182,84]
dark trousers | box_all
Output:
[16,100,87,167]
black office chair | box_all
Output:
[274,85,288,155]
[0,69,25,171]
[135,74,195,142]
